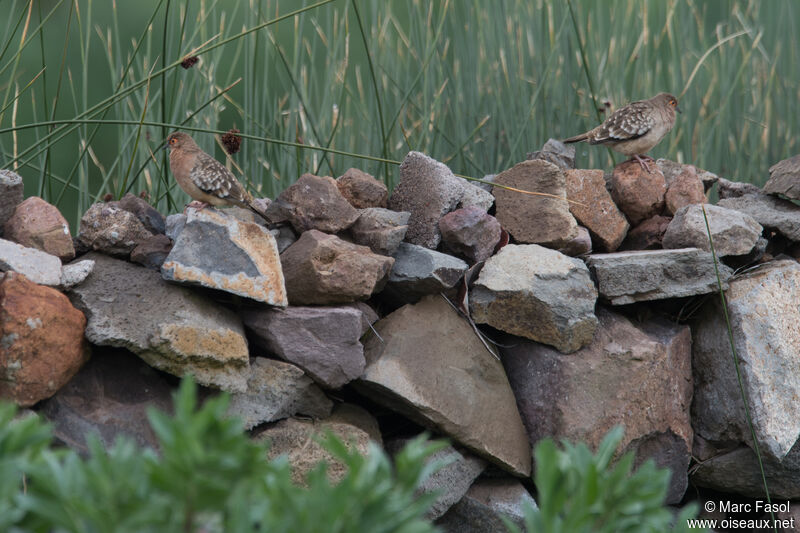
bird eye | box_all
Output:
[169,138,176,144]
[670,100,677,106]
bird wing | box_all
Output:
[191,152,251,205]
[588,101,654,145]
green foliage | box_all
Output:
[506,427,704,533]
[0,378,444,533]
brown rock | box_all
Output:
[336,168,388,209]
[114,193,166,235]
[493,160,578,248]
[556,225,592,256]
[439,206,502,263]
[0,272,89,406]
[280,230,394,305]
[610,159,667,225]
[265,173,360,233]
[664,167,705,215]
[0,170,24,234]
[77,202,154,257]
[130,234,173,270]
[765,154,800,201]
[3,197,75,261]
[619,215,672,250]
[716,177,761,199]
[565,169,629,251]
[501,307,693,504]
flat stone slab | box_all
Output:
[161,207,287,306]
[383,242,468,304]
[764,154,800,200]
[718,193,800,242]
[585,248,733,305]
[662,204,762,257]
[69,253,250,392]
[0,238,62,286]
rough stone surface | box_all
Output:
[565,169,629,251]
[39,347,172,453]
[693,260,800,462]
[501,307,693,504]
[226,357,332,429]
[527,138,576,170]
[241,305,367,389]
[357,295,532,476]
[265,173,360,234]
[470,244,598,354]
[610,159,667,225]
[165,213,186,241]
[0,272,89,407]
[493,159,578,248]
[387,439,486,520]
[3,196,75,261]
[59,259,94,290]
[0,238,62,286]
[0,170,24,234]
[280,230,393,305]
[437,478,537,533]
[557,225,592,256]
[68,253,250,392]
[254,404,381,485]
[336,168,388,209]
[456,177,495,212]
[269,225,297,254]
[383,242,468,304]
[586,248,734,305]
[764,154,800,200]
[348,208,409,256]
[131,234,173,270]
[114,193,166,235]
[619,215,672,250]
[161,208,287,306]
[718,193,800,242]
[439,206,502,263]
[716,177,761,199]
[664,166,705,215]
[656,159,718,192]
[77,202,154,256]
[662,204,762,257]
[389,151,464,249]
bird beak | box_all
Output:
[676,105,682,114]
[161,142,170,151]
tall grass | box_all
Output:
[0,0,797,228]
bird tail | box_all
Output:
[248,203,273,225]
[562,132,589,144]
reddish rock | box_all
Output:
[439,206,502,263]
[620,215,672,250]
[664,167,705,215]
[565,169,629,251]
[610,159,667,225]
[265,173,360,234]
[493,159,578,248]
[280,230,394,305]
[336,168,388,209]
[130,234,173,270]
[0,272,89,406]
[3,197,75,261]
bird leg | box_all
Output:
[184,200,209,214]
[631,154,655,173]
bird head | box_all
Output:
[656,93,682,114]
[163,131,198,151]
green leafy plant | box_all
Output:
[506,426,704,533]
[0,378,445,532]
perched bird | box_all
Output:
[163,131,270,222]
[563,93,681,172]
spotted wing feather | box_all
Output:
[588,101,654,145]
[191,152,250,205]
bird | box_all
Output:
[563,93,681,173]
[163,131,270,223]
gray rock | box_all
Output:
[0,169,24,234]
[693,260,800,462]
[387,439,486,520]
[474,174,495,192]
[356,295,532,476]
[226,358,332,430]
[59,259,94,290]
[165,213,186,241]
[77,202,154,257]
[265,173,360,234]
[501,307,693,504]
[114,193,166,235]
[269,225,297,254]
[716,177,761,199]
[470,244,598,354]
[662,204,762,257]
[556,225,592,256]
[493,159,579,248]
[383,242,468,304]
[39,347,173,453]
[131,234,172,270]
[437,478,537,533]
[280,230,394,305]
[439,207,502,263]
[241,305,368,389]
[764,154,800,200]
[0,238,62,286]
[68,253,250,392]
[527,138,576,170]
[348,208,409,256]
[161,208,287,306]
[719,193,800,242]
[586,248,733,305]
[456,178,495,212]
